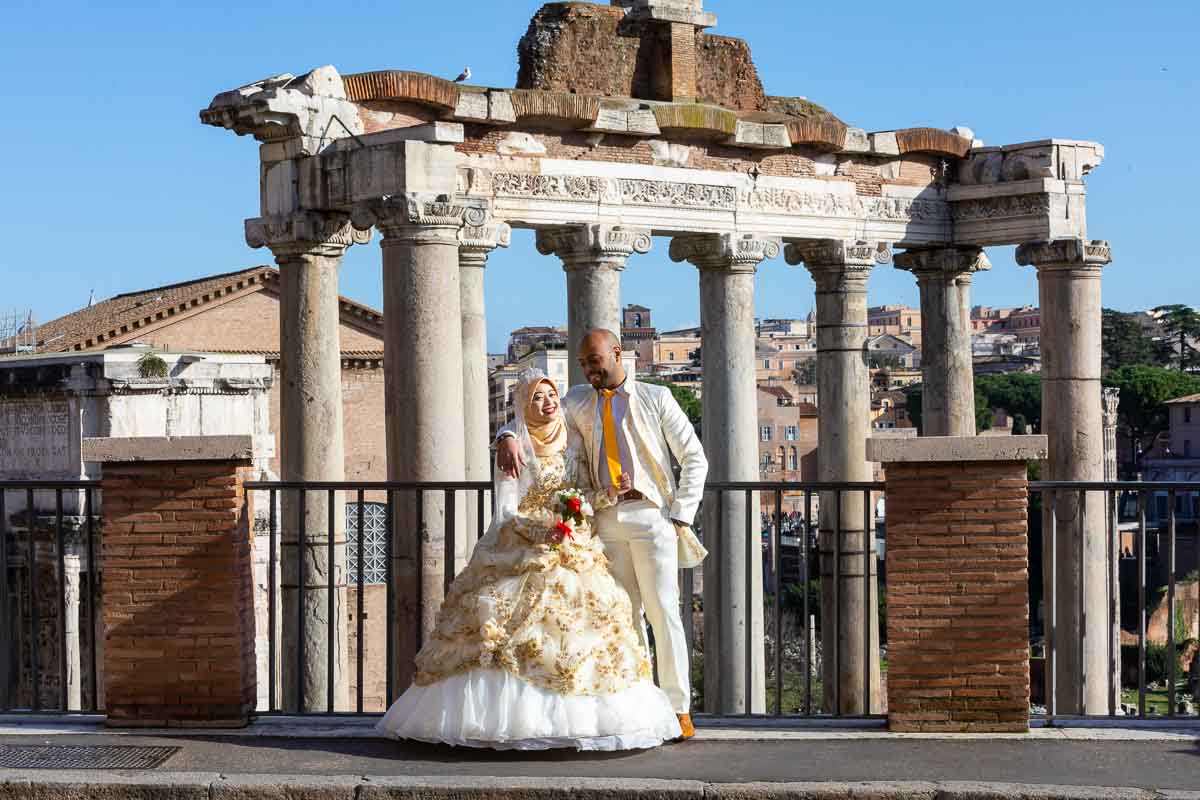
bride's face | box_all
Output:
[529,383,560,420]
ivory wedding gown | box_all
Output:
[376,449,682,750]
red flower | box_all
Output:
[567,496,583,514]
[554,520,574,541]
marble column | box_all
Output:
[352,194,474,692]
[1102,386,1122,714]
[670,233,779,714]
[894,247,991,437]
[459,220,511,561]
[1016,238,1113,715]
[247,211,367,712]
[785,239,888,715]
[536,225,652,388]
[63,551,82,711]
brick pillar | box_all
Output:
[93,437,257,728]
[869,436,1048,733]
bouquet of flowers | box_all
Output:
[550,488,593,547]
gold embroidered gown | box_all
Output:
[376,451,682,750]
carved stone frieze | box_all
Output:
[245,211,370,258]
[951,194,1052,222]
[894,247,991,279]
[619,179,737,210]
[740,188,947,223]
[492,172,737,211]
[493,173,607,202]
[536,225,652,269]
[669,233,781,273]
[1015,238,1112,269]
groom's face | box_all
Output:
[579,340,621,390]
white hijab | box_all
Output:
[493,368,566,526]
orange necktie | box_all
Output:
[601,389,622,486]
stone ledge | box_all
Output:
[0,774,1190,800]
[867,435,1048,464]
[83,435,258,463]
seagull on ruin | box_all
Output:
[453,67,472,83]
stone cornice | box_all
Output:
[245,211,370,258]
[535,225,652,269]
[894,247,991,280]
[668,233,781,273]
[1015,238,1112,270]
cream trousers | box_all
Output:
[596,500,690,714]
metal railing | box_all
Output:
[0,481,102,714]
[1030,481,1200,721]
[243,480,494,715]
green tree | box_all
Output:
[1102,308,1158,371]
[643,378,701,427]
[905,386,923,432]
[975,372,1043,432]
[1103,364,1200,471]
[1154,305,1200,372]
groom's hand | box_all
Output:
[496,435,526,479]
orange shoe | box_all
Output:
[676,713,695,741]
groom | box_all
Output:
[498,329,708,739]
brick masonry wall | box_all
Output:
[884,461,1031,732]
[101,460,256,727]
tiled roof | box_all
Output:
[28,267,383,353]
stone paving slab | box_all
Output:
[0,775,1198,800]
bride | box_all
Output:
[377,369,682,750]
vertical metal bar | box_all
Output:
[476,490,485,546]
[744,488,753,716]
[297,489,307,713]
[1195,489,1200,717]
[1047,490,1057,723]
[415,490,425,653]
[773,489,783,716]
[863,489,872,717]
[1137,490,1147,718]
[1168,489,1177,717]
[832,489,841,716]
[803,490,812,716]
[0,489,9,712]
[444,488,456,597]
[86,487,97,713]
[385,489,396,706]
[326,489,335,715]
[268,489,277,713]
[55,490,66,712]
[27,488,39,711]
[1107,489,1116,718]
[682,556,695,685]
[356,489,365,715]
[1078,488,1086,714]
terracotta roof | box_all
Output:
[29,267,383,353]
[795,402,818,415]
[759,385,794,400]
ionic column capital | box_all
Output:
[536,225,652,272]
[459,221,512,269]
[895,246,991,284]
[245,211,371,260]
[785,239,890,289]
[351,194,488,245]
[1016,238,1112,273]
[669,233,781,274]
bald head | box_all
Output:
[578,328,626,390]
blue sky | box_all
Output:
[2,0,1197,352]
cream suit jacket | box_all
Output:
[560,377,707,526]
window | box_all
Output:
[668,352,675,361]
[346,502,390,584]
[763,359,772,369]
[633,313,642,327]
[785,426,798,441]
[761,452,773,468]
[1186,407,1193,424]
[1186,440,1193,457]
[760,426,773,442]
[788,448,798,471]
